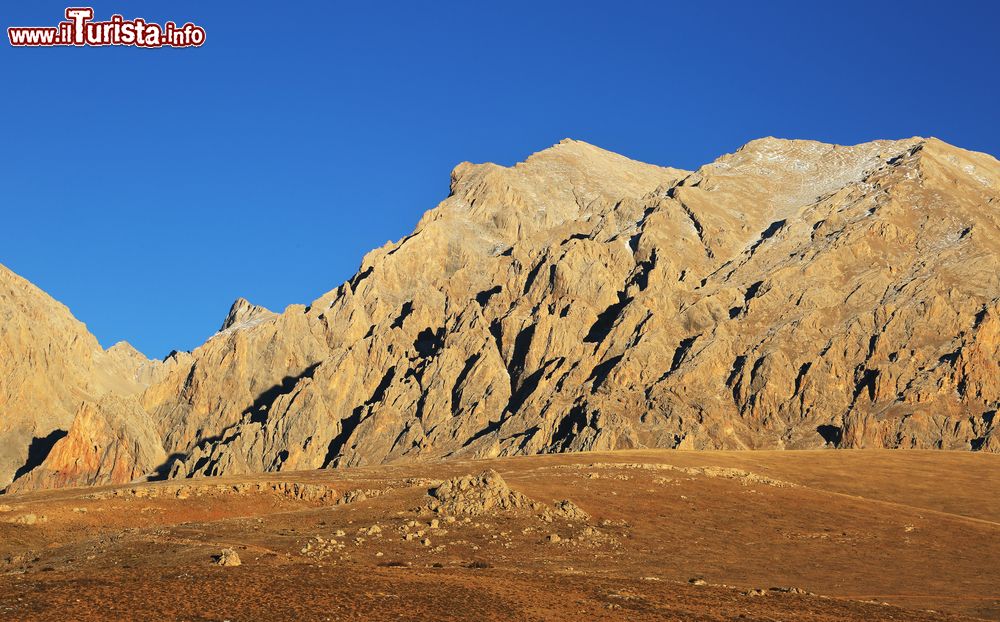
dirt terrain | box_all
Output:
[1,450,997,621]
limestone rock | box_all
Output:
[553,499,590,521]
[218,297,275,333]
[4,394,166,493]
[427,470,537,516]
[3,136,999,493]
[138,137,997,483]
[215,548,241,567]
[0,264,164,489]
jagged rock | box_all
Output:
[337,488,384,505]
[2,136,999,493]
[5,394,166,493]
[553,499,590,521]
[214,548,241,567]
[128,137,998,484]
[427,470,538,516]
[218,297,275,333]
[0,264,163,489]
[102,341,169,388]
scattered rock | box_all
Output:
[8,513,46,525]
[770,586,810,595]
[215,548,241,567]
[579,463,795,488]
[87,481,339,502]
[553,499,590,521]
[338,488,385,505]
[427,470,540,516]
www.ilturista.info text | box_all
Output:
[8,8,206,48]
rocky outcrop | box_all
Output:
[3,136,999,493]
[428,470,537,516]
[214,548,241,567]
[426,470,590,522]
[218,298,275,333]
[85,480,339,502]
[4,394,166,493]
[0,265,162,489]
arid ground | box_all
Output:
[1,450,997,621]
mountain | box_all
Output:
[0,265,163,489]
[3,137,998,493]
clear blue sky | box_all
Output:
[2,1,998,358]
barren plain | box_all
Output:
[2,449,997,621]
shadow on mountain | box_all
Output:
[147,452,188,481]
[246,362,321,425]
[10,429,68,482]
[817,425,842,446]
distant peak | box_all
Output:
[734,135,927,156]
[218,297,275,333]
[527,138,610,159]
[107,341,143,357]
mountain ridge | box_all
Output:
[2,136,998,493]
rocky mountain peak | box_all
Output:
[219,297,275,333]
[2,137,997,494]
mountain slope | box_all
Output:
[4,136,999,492]
[137,137,999,482]
[0,265,161,488]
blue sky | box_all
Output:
[2,1,998,358]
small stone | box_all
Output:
[12,513,45,525]
[215,549,241,567]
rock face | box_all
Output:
[0,265,160,489]
[2,137,999,493]
[218,298,275,333]
[4,395,166,494]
